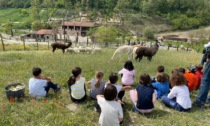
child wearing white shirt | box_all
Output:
[161,70,191,112]
[97,84,123,126]
[29,67,60,99]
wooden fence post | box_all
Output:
[176,42,179,51]
[48,40,50,50]
[86,36,88,46]
[36,39,39,50]
[23,37,26,50]
[167,45,170,50]
[0,33,5,51]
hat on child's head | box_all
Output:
[188,65,197,73]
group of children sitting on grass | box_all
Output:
[28,59,206,126]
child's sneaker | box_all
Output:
[54,85,61,92]
[193,101,204,107]
[132,105,140,113]
[94,107,97,112]
[121,103,126,110]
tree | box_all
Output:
[0,0,8,8]
[43,0,53,20]
[30,0,41,20]
[19,9,29,17]
[114,0,130,12]
[142,0,153,15]
[188,31,196,48]
[115,26,129,45]
[31,20,44,30]
[94,26,117,47]
[2,21,14,36]
[196,29,208,52]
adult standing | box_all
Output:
[200,37,210,65]
[193,54,210,107]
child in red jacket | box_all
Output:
[179,66,199,91]
[195,64,203,89]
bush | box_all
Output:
[143,26,154,40]
[13,21,31,29]
[131,17,144,25]
[171,14,201,30]
[31,20,44,30]
[19,9,29,17]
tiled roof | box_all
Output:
[34,29,54,35]
[62,22,95,27]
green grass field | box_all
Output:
[0,48,209,126]
[0,8,33,24]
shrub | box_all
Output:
[143,26,154,40]
[171,15,201,30]
[19,9,29,17]
[131,17,144,25]
[31,20,44,30]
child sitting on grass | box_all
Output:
[161,70,191,112]
[118,60,135,100]
[106,72,132,100]
[152,73,170,99]
[95,72,132,112]
[88,71,106,100]
[195,64,203,89]
[67,67,86,103]
[29,67,60,99]
[180,66,199,91]
[130,73,156,114]
[97,84,123,126]
[151,65,169,83]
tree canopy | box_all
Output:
[94,26,117,44]
[0,0,210,30]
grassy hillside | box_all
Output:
[0,8,171,33]
[0,8,33,24]
[0,48,209,126]
[124,14,171,33]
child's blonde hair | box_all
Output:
[95,71,104,88]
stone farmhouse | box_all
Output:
[22,21,96,42]
[61,21,95,37]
